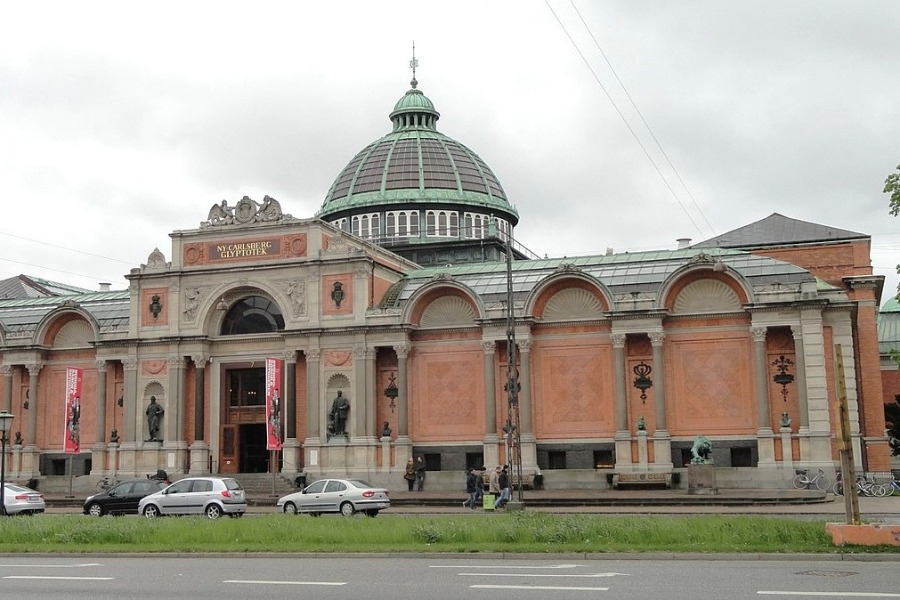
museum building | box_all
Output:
[0,75,894,491]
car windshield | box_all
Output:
[4,484,29,493]
[224,479,243,491]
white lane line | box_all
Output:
[0,563,102,568]
[473,584,609,591]
[431,564,582,569]
[759,593,900,597]
[5,576,113,581]
[460,572,626,578]
[224,580,346,586]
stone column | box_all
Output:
[24,362,41,451]
[790,327,809,429]
[649,333,672,469]
[352,347,367,441]
[191,355,206,441]
[166,357,186,445]
[365,348,377,440]
[394,345,411,467]
[395,345,410,439]
[481,341,499,468]
[122,358,138,444]
[91,360,108,475]
[284,352,297,441]
[752,326,776,466]
[516,339,536,470]
[2,365,12,413]
[612,334,631,468]
[281,350,300,475]
[305,349,321,443]
[189,354,210,475]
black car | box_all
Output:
[83,479,167,516]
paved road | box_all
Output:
[0,556,897,600]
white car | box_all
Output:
[277,478,390,517]
[138,476,246,519]
[2,483,45,515]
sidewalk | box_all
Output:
[49,487,900,521]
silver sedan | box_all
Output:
[277,478,390,517]
[3,483,45,515]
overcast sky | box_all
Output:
[2,1,898,305]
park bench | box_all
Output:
[612,472,671,490]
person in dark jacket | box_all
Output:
[415,456,426,491]
[463,469,478,509]
[494,466,510,509]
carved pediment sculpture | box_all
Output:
[202,195,292,228]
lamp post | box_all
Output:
[504,235,524,510]
[0,410,14,516]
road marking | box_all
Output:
[460,572,627,578]
[4,576,113,581]
[473,584,609,591]
[759,593,900,597]
[0,563,102,568]
[224,580,346,586]
[431,564,582,569]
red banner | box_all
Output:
[265,357,283,451]
[63,367,83,454]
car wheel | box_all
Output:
[365,509,379,517]
[205,504,223,519]
[340,502,355,517]
[283,502,297,515]
[87,503,103,517]
[142,504,160,518]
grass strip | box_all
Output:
[0,513,894,554]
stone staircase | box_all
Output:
[232,472,297,502]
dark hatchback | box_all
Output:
[83,479,168,516]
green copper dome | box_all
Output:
[318,79,518,223]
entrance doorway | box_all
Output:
[220,365,270,473]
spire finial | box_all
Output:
[409,41,418,89]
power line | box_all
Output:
[543,0,710,239]
[0,256,126,285]
[567,0,716,238]
[0,229,134,265]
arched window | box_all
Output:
[386,212,396,237]
[220,296,285,335]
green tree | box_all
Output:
[886,164,900,299]
[886,163,900,216]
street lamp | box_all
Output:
[0,410,14,516]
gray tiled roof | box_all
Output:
[393,247,819,308]
[693,213,867,249]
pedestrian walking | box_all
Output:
[403,458,416,491]
[494,465,510,509]
[463,469,477,509]
[475,467,485,505]
[415,456,427,491]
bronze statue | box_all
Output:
[146,396,164,441]
[381,421,392,437]
[329,391,350,436]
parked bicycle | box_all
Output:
[878,479,900,497]
[832,473,888,497]
[792,468,831,491]
[96,475,120,491]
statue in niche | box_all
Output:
[328,391,350,436]
[146,396,164,441]
[381,421,392,438]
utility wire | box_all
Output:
[0,229,134,265]
[568,0,716,238]
[543,0,707,239]
[0,256,125,285]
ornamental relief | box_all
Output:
[325,351,352,368]
[275,279,307,318]
[141,360,168,376]
[182,287,210,321]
